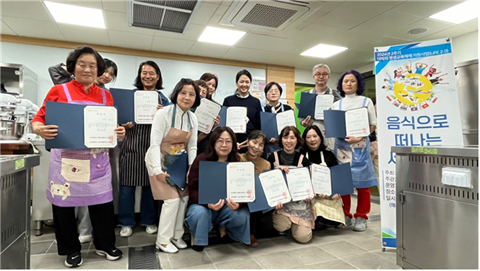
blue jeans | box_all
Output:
[118,185,157,227]
[184,204,250,246]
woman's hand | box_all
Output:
[122,122,134,129]
[301,116,313,127]
[208,199,225,211]
[155,172,171,184]
[114,125,125,139]
[237,140,248,150]
[345,136,364,144]
[306,196,313,203]
[226,198,240,211]
[269,137,276,143]
[32,123,58,140]
[332,194,341,200]
[276,201,283,210]
[315,193,329,199]
[278,166,290,174]
[212,115,220,128]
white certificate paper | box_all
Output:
[276,110,295,135]
[226,162,255,202]
[195,98,221,134]
[314,94,334,120]
[311,163,332,196]
[345,108,370,137]
[83,106,117,148]
[134,91,158,124]
[286,167,314,201]
[226,107,247,133]
[259,169,291,207]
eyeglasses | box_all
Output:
[314,73,329,77]
[216,139,233,146]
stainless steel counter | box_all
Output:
[0,154,39,269]
[393,145,478,269]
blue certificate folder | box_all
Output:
[247,174,275,213]
[297,92,317,119]
[218,106,227,126]
[260,112,278,140]
[324,110,347,138]
[45,101,117,149]
[198,161,227,204]
[330,163,354,196]
[109,88,136,124]
[166,152,188,190]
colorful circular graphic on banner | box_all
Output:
[393,73,433,106]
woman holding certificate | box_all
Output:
[267,126,313,244]
[301,126,345,228]
[332,70,377,232]
[185,126,252,251]
[223,69,262,145]
[200,72,219,98]
[194,79,220,155]
[145,78,200,254]
[32,46,125,267]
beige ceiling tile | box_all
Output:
[304,1,346,24]
[188,42,231,58]
[422,25,478,41]
[461,18,479,31]
[45,0,103,9]
[1,16,65,40]
[108,30,153,51]
[360,35,413,51]
[104,10,155,35]
[57,24,110,46]
[235,33,307,55]
[208,4,229,25]
[388,18,456,41]
[151,36,194,55]
[259,51,298,66]
[287,23,348,43]
[0,0,53,22]
[393,1,464,18]
[102,0,127,13]
[350,10,424,38]
[1,20,17,35]
[154,23,204,41]
[189,2,219,26]
[221,47,265,63]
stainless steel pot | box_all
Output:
[0,119,19,140]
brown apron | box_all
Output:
[147,106,192,200]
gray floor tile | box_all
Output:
[30,255,44,269]
[115,236,129,247]
[33,253,68,269]
[31,232,56,243]
[185,263,217,269]
[252,251,303,269]
[311,229,350,245]
[346,236,383,251]
[46,242,90,254]
[240,239,284,256]
[288,246,338,265]
[205,243,250,263]
[374,250,398,263]
[126,232,156,246]
[158,253,172,269]
[268,235,315,250]
[294,259,358,269]
[31,241,53,255]
[343,252,402,269]
[83,260,127,269]
[167,249,213,269]
[317,240,369,259]
[215,258,263,269]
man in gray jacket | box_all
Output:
[300,63,342,151]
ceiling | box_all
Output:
[0,0,478,73]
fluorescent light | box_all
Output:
[300,44,348,58]
[44,1,105,29]
[198,26,246,46]
[429,0,479,24]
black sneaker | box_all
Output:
[64,252,83,268]
[96,247,123,261]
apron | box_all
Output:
[146,105,191,200]
[47,83,112,207]
[273,151,315,229]
[334,98,377,189]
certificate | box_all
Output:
[134,91,158,124]
[345,108,370,137]
[226,162,255,202]
[286,167,314,201]
[83,106,117,148]
[275,110,296,135]
[314,94,334,120]
[259,169,291,207]
[310,163,332,196]
[195,98,221,134]
[226,107,247,133]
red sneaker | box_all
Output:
[247,234,258,247]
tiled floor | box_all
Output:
[30,199,400,269]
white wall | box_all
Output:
[0,42,266,106]
[294,67,341,89]
[452,30,478,64]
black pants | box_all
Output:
[52,201,116,256]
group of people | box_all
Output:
[32,45,377,268]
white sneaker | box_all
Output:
[156,242,178,254]
[120,226,133,237]
[171,238,187,249]
[78,234,92,243]
[146,225,158,234]
[353,217,367,232]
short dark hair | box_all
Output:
[264,81,283,96]
[248,130,267,145]
[302,125,326,151]
[170,78,201,108]
[134,61,164,90]
[103,58,118,79]
[199,73,218,91]
[278,126,303,149]
[205,126,240,162]
[194,79,212,100]
[235,69,252,83]
[66,46,105,77]
[337,70,365,97]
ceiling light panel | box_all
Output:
[198,26,246,46]
[44,1,106,29]
[429,0,479,24]
[301,44,348,58]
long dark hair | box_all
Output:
[302,125,326,152]
[134,61,164,90]
[205,126,240,162]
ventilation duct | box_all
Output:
[220,0,322,32]
[128,0,200,33]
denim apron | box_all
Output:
[334,98,377,189]
[261,104,284,155]
[47,83,113,207]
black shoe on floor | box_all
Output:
[65,252,83,268]
[96,247,123,261]
[192,245,204,252]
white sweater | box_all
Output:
[332,94,377,126]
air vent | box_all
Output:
[128,0,199,34]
